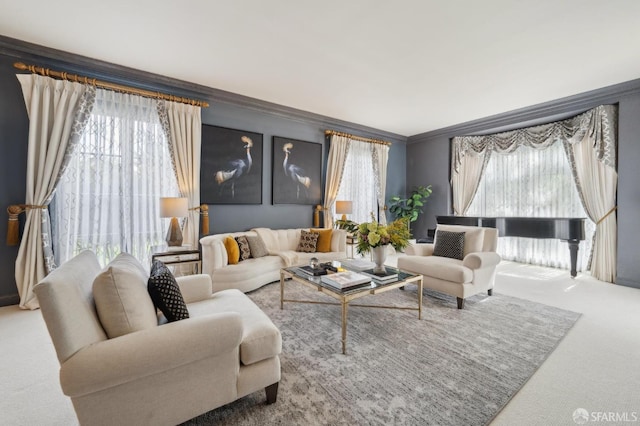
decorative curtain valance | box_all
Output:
[451,104,618,282]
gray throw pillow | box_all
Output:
[246,235,268,258]
[433,230,466,260]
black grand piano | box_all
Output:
[436,216,586,278]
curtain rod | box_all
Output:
[324,129,391,146]
[14,62,209,108]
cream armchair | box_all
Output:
[398,224,501,309]
[34,250,281,426]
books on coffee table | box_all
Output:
[359,268,399,283]
[340,258,376,272]
[298,265,328,276]
[321,271,371,289]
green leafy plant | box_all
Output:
[388,185,433,224]
[334,219,359,234]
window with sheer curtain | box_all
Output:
[51,89,179,268]
[335,140,378,223]
[466,140,594,271]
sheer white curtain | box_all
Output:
[323,135,350,228]
[335,140,378,223]
[371,143,390,224]
[51,89,179,268]
[467,141,593,271]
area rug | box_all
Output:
[183,282,580,426]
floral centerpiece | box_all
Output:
[356,215,411,256]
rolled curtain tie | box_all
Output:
[596,205,617,225]
[6,204,46,246]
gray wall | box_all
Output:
[406,82,640,289]
[0,37,407,306]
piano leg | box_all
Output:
[567,239,580,279]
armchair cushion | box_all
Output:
[148,260,189,322]
[433,230,465,260]
[400,255,473,283]
[436,224,486,255]
[93,253,158,339]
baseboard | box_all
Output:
[615,277,640,289]
[0,293,20,307]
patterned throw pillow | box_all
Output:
[433,230,466,260]
[246,235,268,258]
[235,235,251,261]
[147,260,189,322]
[296,230,319,253]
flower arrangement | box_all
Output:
[355,215,411,255]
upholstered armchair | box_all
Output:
[34,250,281,426]
[398,224,501,309]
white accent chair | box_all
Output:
[398,224,501,309]
[34,250,281,426]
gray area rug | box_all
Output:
[183,282,580,426]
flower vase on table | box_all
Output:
[355,215,411,273]
[371,245,388,273]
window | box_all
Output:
[51,90,179,267]
[335,140,378,223]
[466,140,594,270]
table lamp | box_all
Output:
[160,197,188,246]
[335,200,353,221]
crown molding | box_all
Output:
[408,78,640,144]
[0,35,407,144]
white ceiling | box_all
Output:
[1,0,639,136]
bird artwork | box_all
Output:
[282,142,311,199]
[214,135,253,199]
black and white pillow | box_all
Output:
[235,235,251,261]
[147,260,189,322]
[433,230,466,260]
[246,235,268,258]
[296,230,319,253]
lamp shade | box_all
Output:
[335,201,353,215]
[159,197,188,218]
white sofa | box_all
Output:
[34,250,282,426]
[200,228,348,293]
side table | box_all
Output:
[151,248,202,275]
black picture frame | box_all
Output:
[200,125,263,204]
[272,136,322,205]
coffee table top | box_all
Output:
[283,264,420,296]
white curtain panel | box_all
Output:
[451,143,491,216]
[371,143,390,224]
[336,140,378,224]
[51,89,179,269]
[323,135,350,228]
[15,74,92,310]
[159,101,202,248]
[467,142,593,271]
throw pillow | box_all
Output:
[235,235,251,261]
[296,230,319,253]
[310,228,333,253]
[433,230,466,260]
[246,235,269,258]
[147,260,189,322]
[224,236,240,265]
[92,253,158,338]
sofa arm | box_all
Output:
[405,243,435,257]
[463,252,501,270]
[60,312,243,397]
[176,274,213,303]
[200,236,228,276]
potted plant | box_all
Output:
[356,215,410,272]
[388,185,432,231]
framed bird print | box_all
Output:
[272,136,322,205]
[200,125,263,204]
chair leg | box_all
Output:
[488,289,493,296]
[456,297,465,309]
[265,382,279,404]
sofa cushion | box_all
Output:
[224,236,240,265]
[187,289,282,365]
[296,230,318,253]
[246,235,268,258]
[433,230,465,260]
[436,225,485,256]
[235,236,251,261]
[399,255,474,283]
[148,260,189,322]
[93,253,158,338]
[310,228,333,253]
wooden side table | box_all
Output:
[346,235,357,259]
[151,248,202,275]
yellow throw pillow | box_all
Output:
[224,236,240,265]
[311,228,333,253]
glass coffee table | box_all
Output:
[279,265,422,354]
